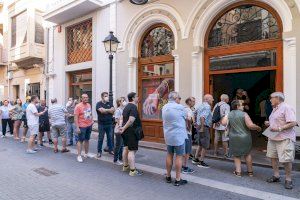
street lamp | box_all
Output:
[103,31,120,105]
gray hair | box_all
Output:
[168,91,180,101]
[271,92,285,102]
[220,94,229,101]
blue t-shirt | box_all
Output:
[162,101,187,146]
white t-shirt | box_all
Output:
[26,103,39,126]
[185,106,194,135]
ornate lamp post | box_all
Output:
[102,31,120,105]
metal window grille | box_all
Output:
[67,19,92,65]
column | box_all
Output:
[128,57,137,93]
[191,46,204,104]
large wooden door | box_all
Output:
[204,1,283,94]
[138,24,175,143]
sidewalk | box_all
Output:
[43,133,300,199]
[89,130,300,171]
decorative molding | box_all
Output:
[119,3,184,52]
[284,37,296,47]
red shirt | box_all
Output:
[74,102,93,128]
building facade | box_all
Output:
[44,0,300,143]
[0,1,8,101]
[3,0,47,102]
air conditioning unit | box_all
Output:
[130,0,157,5]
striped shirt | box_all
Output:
[48,104,67,126]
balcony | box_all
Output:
[44,0,115,24]
[8,7,45,69]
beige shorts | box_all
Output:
[266,139,295,163]
[51,125,67,139]
[214,130,229,142]
[28,125,39,136]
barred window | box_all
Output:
[208,5,280,48]
[66,19,92,65]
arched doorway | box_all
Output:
[204,2,283,148]
[138,24,175,143]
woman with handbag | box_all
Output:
[113,97,126,165]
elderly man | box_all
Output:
[265,92,298,190]
[162,91,188,186]
[192,94,214,168]
[213,94,230,157]
[48,98,70,153]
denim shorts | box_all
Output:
[75,125,92,142]
[185,134,192,154]
[167,143,185,156]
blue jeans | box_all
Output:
[67,121,76,144]
[97,124,113,153]
[113,133,123,162]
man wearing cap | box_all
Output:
[265,92,298,189]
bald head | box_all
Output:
[203,94,214,105]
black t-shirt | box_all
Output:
[96,101,114,125]
[122,103,141,128]
[37,106,49,124]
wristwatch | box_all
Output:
[278,127,282,132]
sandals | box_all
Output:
[248,171,254,177]
[233,171,242,177]
[266,176,280,183]
[61,148,70,153]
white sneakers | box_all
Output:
[114,160,123,166]
[77,155,83,163]
[26,149,37,154]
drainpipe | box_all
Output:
[45,27,49,103]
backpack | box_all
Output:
[212,104,222,123]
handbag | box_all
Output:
[135,126,144,140]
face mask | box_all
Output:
[122,101,127,107]
[104,97,109,102]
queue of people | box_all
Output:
[0,90,298,189]
[162,91,298,189]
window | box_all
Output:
[141,26,174,58]
[139,25,175,120]
[66,19,92,65]
[26,83,40,99]
[11,11,27,48]
[208,5,280,48]
[35,14,44,44]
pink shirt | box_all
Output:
[74,102,93,128]
[269,103,296,142]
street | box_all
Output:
[0,135,299,200]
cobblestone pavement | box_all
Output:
[0,136,299,200]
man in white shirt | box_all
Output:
[26,95,47,154]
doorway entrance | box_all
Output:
[69,70,92,102]
[211,70,275,148]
